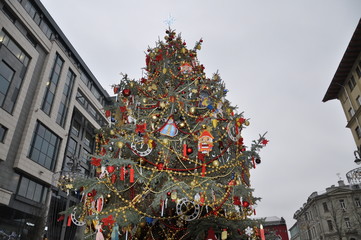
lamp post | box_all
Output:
[354,146,361,165]
[57,156,82,240]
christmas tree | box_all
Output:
[63,29,268,240]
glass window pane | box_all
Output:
[33,184,42,202]
[30,148,39,161]
[26,181,36,200]
[18,177,29,197]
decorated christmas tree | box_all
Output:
[63,29,268,240]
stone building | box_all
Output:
[292,180,361,240]
[0,0,111,239]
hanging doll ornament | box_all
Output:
[95,223,105,240]
[159,116,178,137]
[111,223,120,240]
[198,130,214,155]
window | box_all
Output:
[67,138,77,156]
[357,96,361,106]
[356,126,361,139]
[56,69,75,127]
[339,199,346,210]
[348,76,356,91]
[17,176,48,203]
[0,31,30,66]
[28,122,61,170]
[19,0,53,39]
[0,124,8,143]
[0,61,14,107]
[76,90,108,126]
[356,198,361,207]
[71,120,81,137]
[41,54,64,115]
[345,218,351,229]
[311,227,316,238]
[305,212,310,221]
[356,65,361,79]
[84,131,93,148]
[327,220,333,231]
[323,202,329,212]
[349,107,355,118]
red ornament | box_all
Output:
[111,174,117,184]
[157,163,164,170]
[186,147,193,155]
[122,89,131,97]
[107,166,115,173]
[87,192,92,197]
[242,201,250,208]
[233,196,241,205]
[262,139,269,145]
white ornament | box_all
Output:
[176,198,201,221]
[245,226,254,236]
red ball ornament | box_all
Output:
[107,165,115,173]
[242,201,250,208]
[186,147,193,155]
[157,163,164,170]
[122,89,131,97]
[167,192,171,196]
[87,192,93,197]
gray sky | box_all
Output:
[41,0,361,231]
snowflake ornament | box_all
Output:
[245,226,254,236]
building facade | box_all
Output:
[0,0,111,239]
[292,180,361,240]
[323,19,361,149]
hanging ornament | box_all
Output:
[122,89,131,97]
[179,62,193,74]
[95,223,104,240]
[206,227,217,240]
[198,130,214,155]
[242,200,250,208]
[159,116,178,137]
[245,226,254,237]
[221,229,228,240]
[227,121,242,142]
[176,198,201,221]
[131,140,152,156]
[111,223,120,240]
[71,207,85,226]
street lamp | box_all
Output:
[354,147,361,165]
[52,155,84,240]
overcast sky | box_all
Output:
[40,0,361,231]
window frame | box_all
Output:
[28,121,61,171]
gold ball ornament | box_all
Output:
[212,160,220,167]
[190,107,196,114]
[142,98,147,103]
[190,180,197,187]
[139,221,146,228]
[160,102,166,108]
[179,122,186,128]
[244,120,250,126]
[116,141,124,148]
[110,130,115,135]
